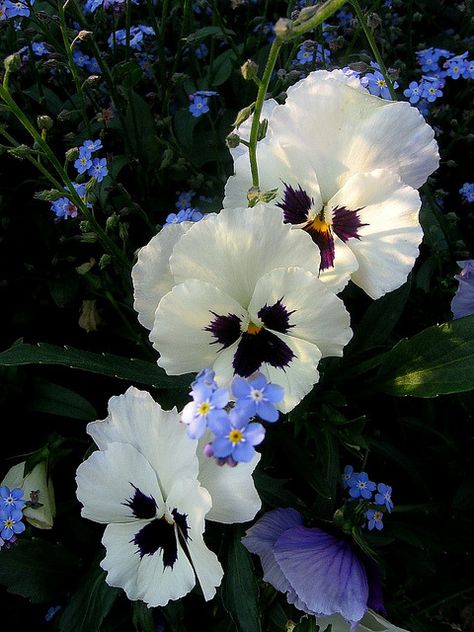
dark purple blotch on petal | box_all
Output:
[331,206,367,243]
[233,329,295,378]
[172,508,190,543]
[307,227,335,271]
[204,312,242,349]
[124,485,157,520]
[258,298,295,334]
[277,183,313,225]
[133,517,178,567]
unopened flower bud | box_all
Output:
[78,299,101,333]
[247,186,260,208]
[226,133,240,149]
[106,213,119,231]
[76,258,96,275]
[80,232,98,243]
[99,254,111,269]
[233,104,255,128]
[65,146,79,162]
[240,59,258,81]
[273,17,293,39]
[203,443,214,458]
[4,53,21,73]
[78,30,92,41]
[37,115,53,131]
[366,12,382,29]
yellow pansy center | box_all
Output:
[229,429,244,444]
[307,215,331,234]
[198,402,211,416]
[247,322,262,335]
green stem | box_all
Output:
[58,0,91,133]
[248,38,282,188]
[125,0,132,61]
[248,0,349,189]
[350,0,397,100]
[0,84,129,269]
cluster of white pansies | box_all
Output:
[75,387,261,607]
[132,205,352,412]
[224,69,440,299]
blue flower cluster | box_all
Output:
[0,486,26,548]
[342,465,394,531]
[460,182,474,204]
[181,369,284,465]
[107,25,155,50]
[343,62,398,100]
[51,183,88,220]
[294,41,331,67]
[72,49,101,75]
[73,138,108,182]
[165,208,203,225]
[84,0,139,13]
[405,48,474,116]
[188,91,218,118]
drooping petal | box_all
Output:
[248,267,352,359]
[165,478,224,601]
[170,205,321,308]
[242,508,308,611]
[132,222,192,331]
[327,170,422,299]
[86,388,199,499]
[152,279,248,375]
[274,526,369,624]
[197,430,261,524]
[76,442,164,524]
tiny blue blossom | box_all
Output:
[51,197,78,220]
[365,509,384,531]
[231,373,283,422]
[347,472,376,500]
[181,382,229,439]
[175,190,195,209]
[74,146,93,174]
[209,409,265,463]
[88,157,108,182]
[460,183,474,204]
[374,483,394,512]
[403,81,422,104]
[191,367,218,390]
[342,465,354,488]
[189,94,209,117]
[32,42,49,56]
[6,0,30,18]
[45,606,61,622]
[82,139,103,153]
[194,43,208,59]
[72,49,90,68]
[444,55,468,80]
[336,9,353,28]
[421,78,443,102]
[0,507,25,541]
[461,60,474,80]
[362,68,398,100]
[165,207,203,224]
[0,486,25,512]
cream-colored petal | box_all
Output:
[327,170,422,299]
[170,205,320,308]
[152,279,248,375]
[249,267,352,359]
[132,222,192,331]
[86,387,199,499]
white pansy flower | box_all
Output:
[133,206,352,412]
[76,387,261,607]
[224,69,439,298]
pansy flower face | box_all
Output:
[133,206,352,412]
[76,388,262,606]
[224,70,439,299]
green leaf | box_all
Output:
[375,315,474,397]
[132,601,155,632]
[0,538,79,603]
[28,378,97,420]
[222,528,261,632]
[0,340,191,389]
[210,49,238,86]
[59,566,119,632]
[125,91,160,163]
[186,25,236,44]
[347,279,411,353]
[293,616,318,631]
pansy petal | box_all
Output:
[327,170,422,299]
[197,431,261,524]
[249,267,352,359]
[86,388,198,498]
[76,442,164,524]
[132,222,191,331]
[165,478,223,602]
[259,332,322,413]
[101,521,144,601]
[274,526,369,623]
[152,279,247,375]
[170,205,321,309]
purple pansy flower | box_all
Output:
[242,507,385,626]
[231,372,284,422]
[451,260,474,320]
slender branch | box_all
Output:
[350,0,397,100]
